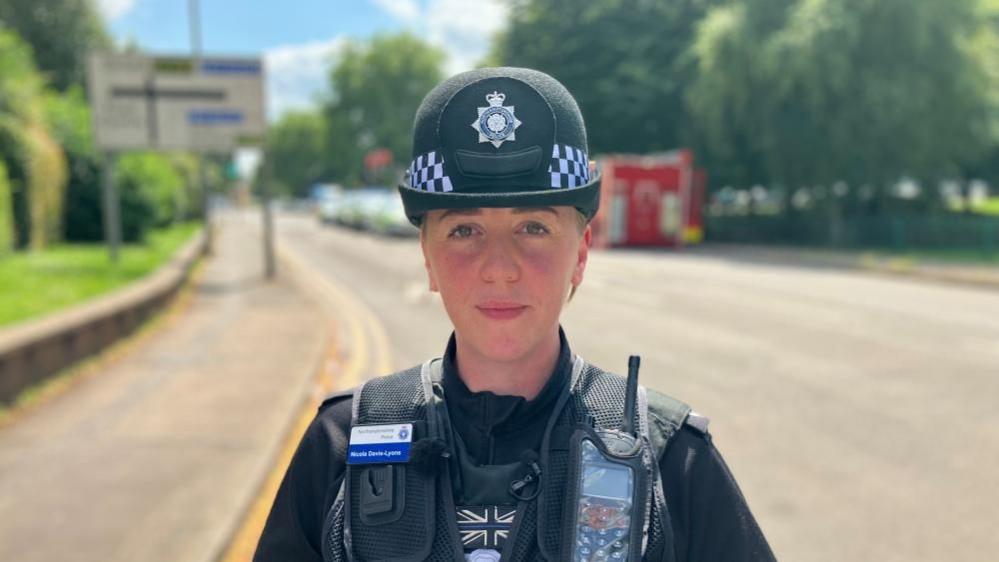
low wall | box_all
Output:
[0,232,206,404]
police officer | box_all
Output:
[254,67,776,562]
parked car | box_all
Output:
[314,184,344,224]
[336,188,386,229]
[369,194,418,237]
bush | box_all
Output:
[61,156,104,241]
[114,152,186,242]
[62,157,158,244]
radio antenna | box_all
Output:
[623,355,640,436]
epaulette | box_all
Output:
[645,390,712,461]
[645,389,692,462]
[684,411,711,436]
[318,387,356,411]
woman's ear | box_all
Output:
[571,224,592,288]
[420,227,439,293]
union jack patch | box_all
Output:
[456,505,517,549]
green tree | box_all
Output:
[1,1,116,243]
[490,0,722,155]
[688,0,996,210]
[0,0,112,91]
[962,0,999,189]
[0,29,68,250]
[264,110,327,197]
[43,85,108,242]
[323,33,445,185]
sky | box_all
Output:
[95,0,509,122]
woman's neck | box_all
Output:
[453,330,561,400]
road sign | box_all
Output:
[87,53,265,152]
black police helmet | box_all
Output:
[399,67,600,226]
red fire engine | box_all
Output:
[590,150,705,249]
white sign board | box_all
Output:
[87,53,265,152]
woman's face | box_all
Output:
[421,206,591,363]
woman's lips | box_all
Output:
[476,303,527,320]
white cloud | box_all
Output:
[264,1,509,122]
[96,0,136,21]
[372,0,420,22]
[371,0,509,76]
[264,36,347,121]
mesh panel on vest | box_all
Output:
[573,364,636,430]
[646,501,670,562]
[506,501,542,562]
[426,485,462,562]
[536,390,576,559]
[356,367,427,425]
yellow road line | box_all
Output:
[218,241,392,562]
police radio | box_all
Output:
[563,356,648,562]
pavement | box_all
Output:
[0,211,328,562]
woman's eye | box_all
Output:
[447,225,475,238]
[522,222,550,235]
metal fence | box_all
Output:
[704,214,999,253]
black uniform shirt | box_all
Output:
[254,333,777,562]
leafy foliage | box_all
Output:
[322,33,445,185]
[491,0,722,154]
[114,152,187,241]
[263,110,327,197]
[0,29,67,250]
[44,86,105,242]
[491,0,998,232]
[0,0,112,91]
[689,0,995,194]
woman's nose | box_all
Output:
[479,237,520,283]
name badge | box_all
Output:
[348,423,413,465]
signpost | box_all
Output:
[87,53,265,152]
[86,52,265,264]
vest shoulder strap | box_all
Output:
[351,364,427,425]
[329,361,462,562]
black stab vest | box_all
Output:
[322,356,692,562]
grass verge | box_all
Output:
[0,222,201,328]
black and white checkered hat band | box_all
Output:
[407,150,453,192]
[407,144,589,192]
[548,144,590,189]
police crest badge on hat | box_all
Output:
[471,91,522,148]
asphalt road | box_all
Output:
[279,213,999,562]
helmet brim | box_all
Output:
[398,172,601,227]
